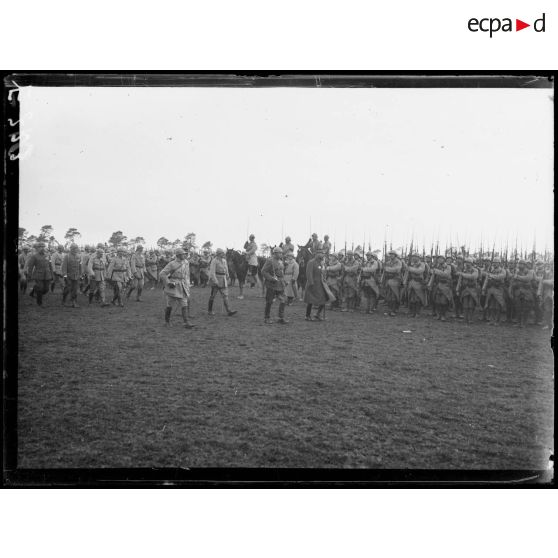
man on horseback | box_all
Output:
[244,234,260,290]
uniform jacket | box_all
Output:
[208,257,230,288]
[51,252,64,274]
[130,253,146,278]
[107,256,131,283]
[261,258,285,291]
[160,259,191,298]
[87,255,107,281]
[61,253,82,280]
[245,242,258,266]
[25,253,53,281]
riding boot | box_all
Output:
[118,294,124,307]
[224,297,237,316]
[278,303,288,324]
[136,287,142,301]
[88,292,94,304]
[126,287,134,300]
[208,298,215,315]
[181,306,195,328]
[164,306,172,326]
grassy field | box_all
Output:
[17,282,553,469]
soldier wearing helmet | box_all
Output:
[342,250,359,312]
[127,245,146,302]
[383,250,403,316]
[207,248,237,317]
[87,245,110,307]
[261,246,289,324]
[61,243,82,307]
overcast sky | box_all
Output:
[19,86,553,254]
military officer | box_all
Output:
[61,243,82,307]
[107,247,131,307]
[283,251,299,305]
[24,242,53,306]
[87,245,110,306]
[159,248,195,328]
[145,250,159,290]
[207,248,237,317]
[127,245,146,301]
[261,246,289,324]
[50,245,65,293]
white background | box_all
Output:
[3,0,555,555]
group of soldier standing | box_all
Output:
[19,232,554,331]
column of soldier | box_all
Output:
[19,234,554,331]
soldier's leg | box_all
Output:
[127,277,136,299]
[264,288,274,321]
[277,293,288,323]
[208,286,217,315]
[305,303,313,319]
[164,295,173,326]
[136,278,144,301]
[62,278,69,304]
[88,280,96,304]
[99,280,109,305]
[70,279,79,307]
[180,299,193,328]
[533,298,542,325]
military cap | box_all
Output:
[249,234,255,240]
[215,248,225,256]
[337,251,344,258]
[285,236,291,242]
[493,257,501,263]
[136,245,143,250]
[366,251,373,257]
[175,248,186,256]
[70,243,79,250]
[97,243,104,249]
[272,247,283,254]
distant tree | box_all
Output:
[157,237,169,249]
[202,240,212,251]
[108,230,127,247]
[38,225,53,241]
[171,238,182,248]
[183,232,197,251]
[18,227,28,242]
[64,227,81,243]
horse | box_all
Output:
[295,245,313,300]
[226,249,249,299]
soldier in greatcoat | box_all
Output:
[107,247,131,307]
[61,243,82,308]
[24,242,53,306]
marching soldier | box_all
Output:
[61,243,82,307]
[360,252,381,314]
[283,251,299,305]
[50,245,65,293]
[207,248,237,317]
[325,252,343,310]
[405,253,427,317]
[261,246,289,324]
[87,245,110,306]
[25,242,54,306]
[145,250,159,290]
[482,257,507,326]
[510,259,536,328]
[456,257,480,325]
[159,248,195,328]
[127,245,146,301]
[80,245,94,295]
[452,255,465,319]
[107,247,131,307]
[383,250,403,316]
[342,250,360,312]
[428,254,453,321]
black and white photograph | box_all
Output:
[4,73,554,483]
